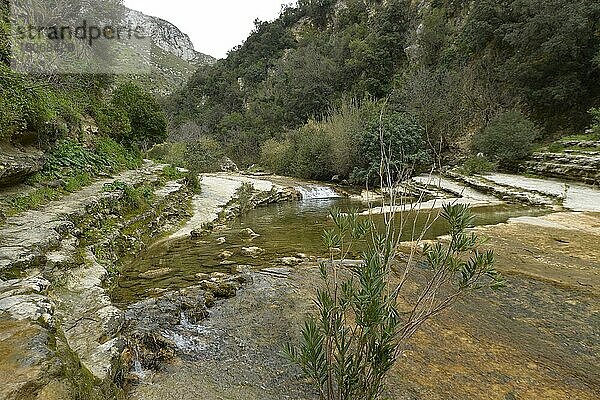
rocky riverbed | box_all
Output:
[125,172,599,400]
[1,168,599,399]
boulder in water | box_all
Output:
[241,246,264,257]
[138,268,172,279]
[123,285,210,371]
[279,257,304,266]
[239,228,261,239]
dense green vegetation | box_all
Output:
[0,0,170,217]
[471,111,539,170]
[1,137,142,217]
[169,0,600,179]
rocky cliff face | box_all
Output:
[122,8,216,96]
[125,9,215,66]
[525,150,600,185]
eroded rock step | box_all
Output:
[525,151,600,184]
[445,171,558,207]
[0,161,165,274]
[0,161,191,399]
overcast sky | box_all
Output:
[123,0,289,59]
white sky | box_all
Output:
[123,1,289,59]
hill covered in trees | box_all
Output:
[168,0,600,182]
[0,0,211,204]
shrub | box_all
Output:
[324,98,379,179]
[185,137,226,172]
[0,67,86,144]
[472,111,539,169]
[103,181,154,211]
[458,156,497,176]
[290,124,334,181]
[161,165,185,180]
[184,170,202,194]
[0,67,54,141]
[588,108,600,139]
[93,136,142,172]
[286,204,505,400]
[260,138,292,174]
[147,142,188,168]
[235,182,255,215]
[63,173,92,193]
[352,112,430,184]
[110,83,168,149]
[95,104,132,143]
[43,139,103,178]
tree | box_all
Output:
[352,112,430,184]
[252,45,338,130]
[472,111,539,169]
[111,83,168,149]
[461,0,600,131]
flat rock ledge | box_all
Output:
[0,161,191,400]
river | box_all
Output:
[118,176,600,400]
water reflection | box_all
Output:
[112,199,548,305]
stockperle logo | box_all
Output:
[9,0,152,74]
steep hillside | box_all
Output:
[0,0,213,191]
[168,0,600,178]
[123,8,216,97]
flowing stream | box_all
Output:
[118,180,600,400]
[113,194,547,306]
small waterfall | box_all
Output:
[295,184,341,200]
[160,311,210,355]
[131,344,147,380]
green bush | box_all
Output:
[103,180,154,211]
[458,156,497,176]
[0,67,53,141]
[0,67,88,144]
[95,104,132,143]
[235,182,255,215]
[290,124,334,181]
[286,205,505,400]
[147,138,226,174]
[147,142,188,168]
[161,165,185,180]
[472,111,539,169]
[260,138,292,174]
[184,137,226,172]
[324,98,379,179]
[110,83,168,149]
[64,173,92,193]
[352,112,430,184]
[41,137,141,180]
[93,136,142,172]
[588,108,600,139]
[43,139,103,178]
[185,170,202,194]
